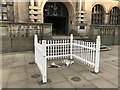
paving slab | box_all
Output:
[26,64,40,74]
[24,53,35,64]
[2,68,11,83]
[48,72,66,84]
[69,61,88,72]
[79,71,100,81]
[28,77,51,88]
[53,89,76,90]
[7,80,28,88]
[67,75,92,88]
[98,71,117,80]
[12,60,26,67]
[50,81,73,88]
[2,82,7,88]
[109,77,118,87]
[7,72,27,83]
[80,84,97,88]
[102,65,118,75]
[11,65,26,74]
[91,78,117,88]
[2,61,13,69]
[58,67,78,78]
[2,54,14,61]
[47,67,60,74]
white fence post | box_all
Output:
[42,40,47,83]
[94,35,101,73]
[70,34,73,59]
[34,34,38,64]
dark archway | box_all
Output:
[44,2,69,35]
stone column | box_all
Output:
[30,0,34,22]
[14,1,19,22]
[105,13,109,24]
[37,0,42,22]
[79,0,82,11]
[76,0,81,32]
[30,0,34,6]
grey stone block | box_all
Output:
[2,37,12,53]
[11,37,34,52]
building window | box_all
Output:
[0,0,14,21]
[81,21,84,24]
[91,4,105,24]
[81,17,84,19]
[81,13,84,15]
[80,26,85,29]
[109,7,120,25]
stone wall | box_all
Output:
[0,22,52,53]
[1,37,34,53]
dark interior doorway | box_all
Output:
[44,16,67,35]
[44,2,68,35]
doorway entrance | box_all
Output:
[44,2,69,35]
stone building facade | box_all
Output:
[0,0,120,52]
[0,0,120,35]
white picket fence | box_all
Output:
[34,34,101,83]
[34,35,47,83]
[72,36,100,73]
[45,39,70,59]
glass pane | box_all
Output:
[2,7,7,12]
[3,13,7,20]
[8,6,13,12]
[0,7,1,13]
[2,0,6,4]
[0,13,2,20]
[9,0,13,4]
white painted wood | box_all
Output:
[70,34,73,59]
[34,34,101,83]
[95,36,101,73]
[34,35,47,83]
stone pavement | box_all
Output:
[1,45,119,88]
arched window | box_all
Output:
[91,4,105,24]
[109,7,120,25]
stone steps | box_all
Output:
[100,45,112,51]
[52,35,111,51]
[52,35,90,40]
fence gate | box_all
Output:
[34,34,101,83]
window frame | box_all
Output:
[109,7,120,25]
[0,1,14,21]
[91,4,105,24]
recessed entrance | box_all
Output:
[44,2,68,35]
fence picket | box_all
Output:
[48,40,49,57]
[53,40,54,59]
[93,43,95,67]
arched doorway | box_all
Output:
[44,2,69,35]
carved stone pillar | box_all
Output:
[37,0,42,23]
[30,0,34,22]
[30,0,34,6]
[105,13,109,24]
